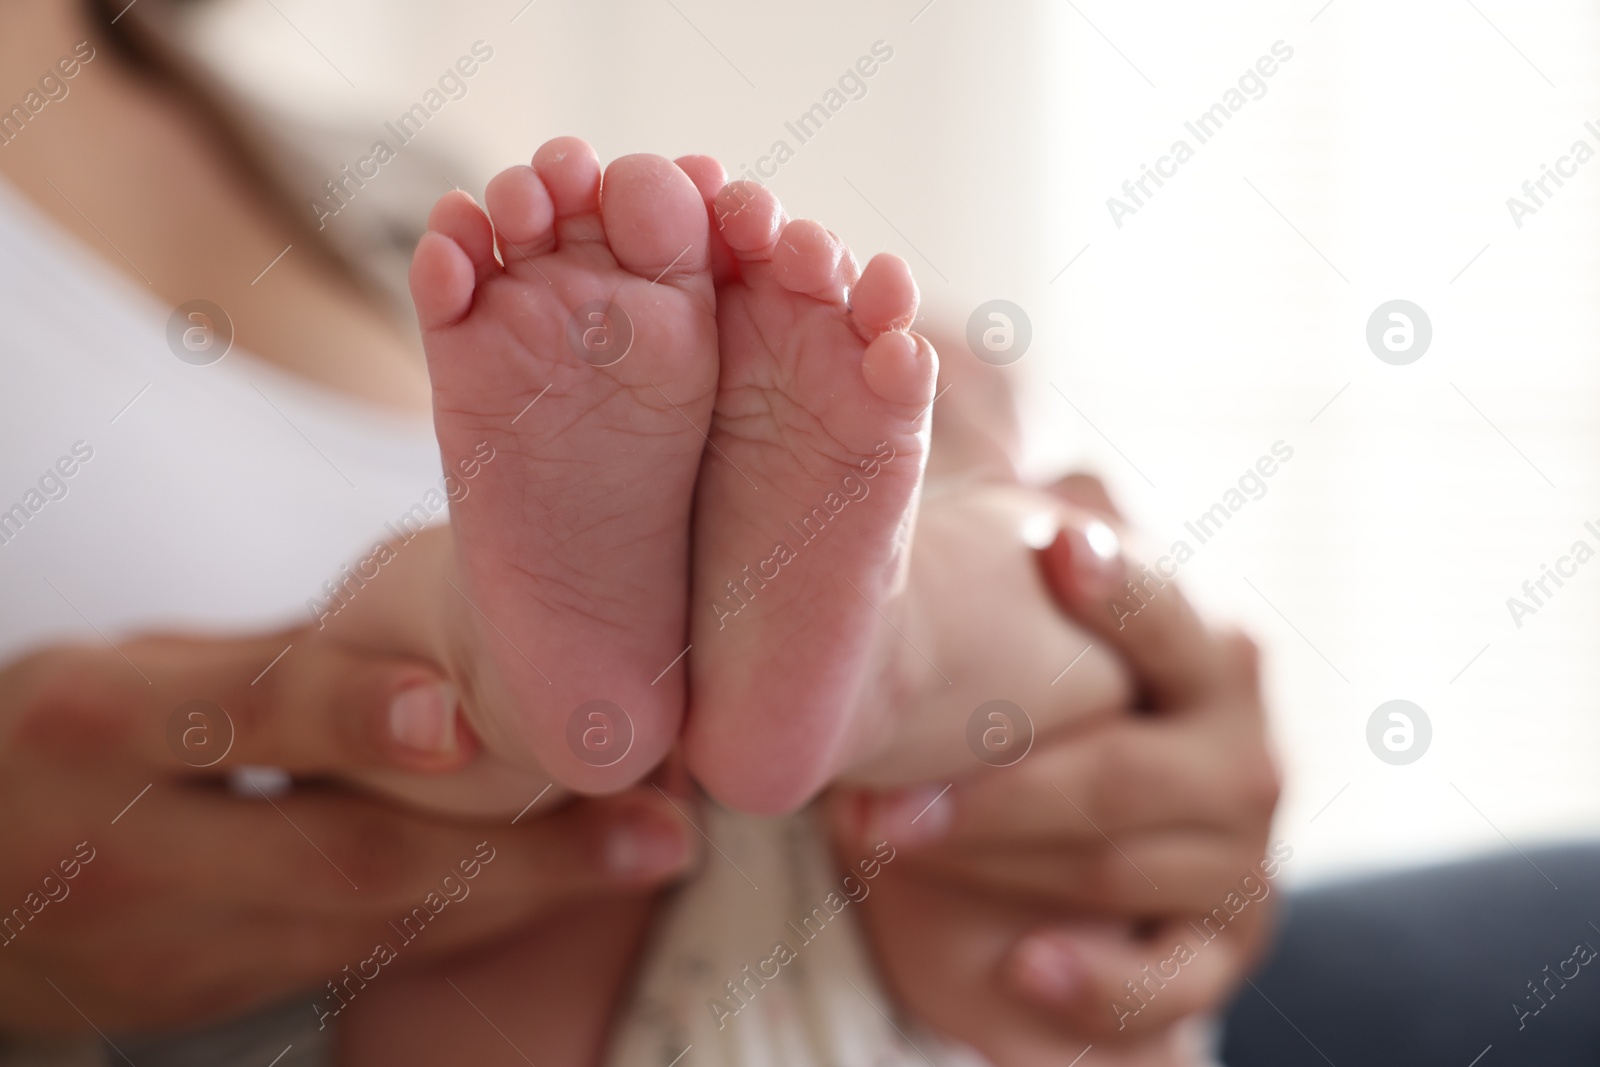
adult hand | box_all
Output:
[0,628,696,1033]
[830,475,1281,1060]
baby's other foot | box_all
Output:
[410,137,717,792]
[682,177,937,814]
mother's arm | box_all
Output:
[0,623,693,1033]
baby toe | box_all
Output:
[713,181,785,260]
[485,164,557,264]
[426,190,497,276]
[533,136,603,243]
[772,220,847,299]
[861,330,938,408]
[849,253,919,336]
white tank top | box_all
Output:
[0,176,444,658]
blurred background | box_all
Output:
[174,0,1600,884]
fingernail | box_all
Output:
[1067,519,1124,596]
[1020,510,1061,551]
[388,681,459,756]
[1014,936,1084,1004]
[606,810,690,880]
[866,784,953,848]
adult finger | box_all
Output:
[1007,909,1272,1040]
[902,832,1263,916]
[957,695,1273,841]
[115,782,698,920]
[35,632,478,775]
[1035,498,1225,708]
[845,705,1276,851]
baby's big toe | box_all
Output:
[600,154,711,285]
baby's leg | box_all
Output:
[327,139,720,1062]
[677,178,938,815]
[410,136,719,794]
[672,166,1128,811]
[320,138,721,818]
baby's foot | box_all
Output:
[410,137,717,791]
[681,176,937,814]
